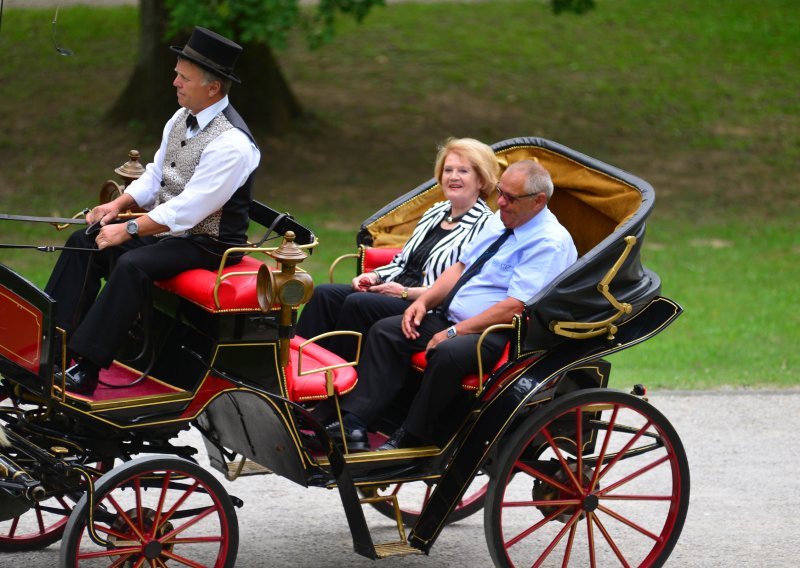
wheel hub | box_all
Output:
[107,507,174,563]
[533,462,598,523]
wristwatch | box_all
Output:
[446,325,458,339]
[402,287,409,300]
[126,219,139,240]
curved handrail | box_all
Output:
[550,235,637,340]
[474,321,518,395]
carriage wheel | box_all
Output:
[362,471,489,525]
[60,455,238,568]
[485,389,689,567]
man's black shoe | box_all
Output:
[60,364,99,395]
[377,427,422,451]
[325,421,369,451]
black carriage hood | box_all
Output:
[499,138,660,353]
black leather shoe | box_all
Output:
[377,427,422,451]
[61,364,99,395]
[325,421,369,451]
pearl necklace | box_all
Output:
[446,210,466,224]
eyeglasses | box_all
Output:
[495,185,540,204]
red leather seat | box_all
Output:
[284,336,358,402]
[410,342,510,393]
[361,247,400,274]
[155,255,266,312]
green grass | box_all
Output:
[0,0,798,389]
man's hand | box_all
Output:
[95,222,129,250]
[87,203,121,227]
[425,328,450,351]
[401,300,428,339]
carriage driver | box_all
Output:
[45,27,260,395]
[329,160,578,451]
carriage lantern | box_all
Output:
[257,230,314,363]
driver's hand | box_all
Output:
[95,222,128,250]
[368,282,404,297]
[87,204,120,226]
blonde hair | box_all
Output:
[434,138,500,200]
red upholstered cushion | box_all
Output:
[155,256,267,312]
[411,342,510,392]
[362,247,401,274]
[285,336,358,402]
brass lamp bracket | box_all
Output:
[550,235,637,341]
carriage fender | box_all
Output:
[409,295,682,551]
[196,390,310,486]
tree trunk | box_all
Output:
[107,0,303,135]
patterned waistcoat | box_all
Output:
[155,106,255,244]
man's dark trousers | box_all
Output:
[341,312,507,441]
[45,228,226,368]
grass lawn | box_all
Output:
[0,0,797,389]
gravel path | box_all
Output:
[5,389,799,566]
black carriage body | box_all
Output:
[0,140,687,565]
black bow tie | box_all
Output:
[185,114,198,131]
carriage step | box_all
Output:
[373,541,423,558]
[225,457,272,480]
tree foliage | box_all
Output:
[164,0,384,49]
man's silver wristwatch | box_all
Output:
[446,325,458,339]
[126,219,140,239]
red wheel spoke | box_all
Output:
[514,459,575,496]
[503,498,581,508]
[597,417,652,484]
[598,454,670,496]
[505,505,571,548]
[35,505,46,533]
[531,509,582,568]
[134,476,145,536]
[7,516,20,537]
[590,511,631,568]
[160,548,209,568]
[151,471,173,539]
[542,426,583,493]
[106,493,147,542]
[77,544,141,560]
[586,513,597,568]
[160,478,201,526]
[597,504,662,541]
[158,504,219,543]
[589,405,620,493]
[562,522,578,567]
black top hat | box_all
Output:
[170,27,243,84]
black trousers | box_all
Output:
[45,228,226,368]
[341,312,508,441]
[295,283,410,362]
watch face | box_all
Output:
[447,326,456,338]
[126,220,138,236]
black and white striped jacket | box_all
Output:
[373,199,493,287]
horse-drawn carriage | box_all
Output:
[0,137,688,567]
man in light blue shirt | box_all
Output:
[329,160,577,451]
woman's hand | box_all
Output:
[367,282,406,297]
[351,272,379,292]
